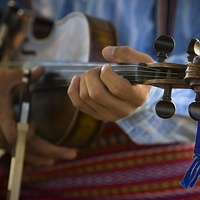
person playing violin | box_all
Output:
[1,0,200,199]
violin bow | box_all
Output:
[7,70,31,200]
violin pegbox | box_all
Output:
[153,35,176,119]
[185,38,200,120]
[187,38,200,62]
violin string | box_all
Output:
[48,72,179,78]
[53,69,179,78]
[2,61,183,71]
[47,69,180,79]
[114,70,178,76]
[2,62,183,80]
[56,68,179,75]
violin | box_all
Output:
[1,2,200,200]
[0,1,200,149]
[24,35,200,121]
[1,2,200,149]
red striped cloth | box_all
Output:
[1,123,200,200]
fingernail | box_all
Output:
[71,75,80,83]
[101,64,109,72]
[105,46,116,57]
[111,46,116,56]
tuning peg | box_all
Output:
[188,93,200,121]
[155,85,176,119]
[188,101,200,121]
[153,35,176,118]
[187,38,200,62]
[154,35,175,62]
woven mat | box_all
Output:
[1,123,200,200]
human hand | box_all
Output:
[0,66,77,166]
[68,46,154,122]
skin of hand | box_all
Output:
[0,66,77,166]
[68,46,154,122]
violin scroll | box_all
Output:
[185,54,200,120]
[184,39,200,120]
[153,36,200,120]
[187,38,200,62]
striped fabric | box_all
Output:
[1,123,200,200]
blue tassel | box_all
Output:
[180,155,200,189]
[180,121,200,189]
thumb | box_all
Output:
[102,46,154,63]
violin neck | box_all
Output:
[1,61,187,89]
[113,63,152,84]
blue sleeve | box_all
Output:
[116,86,197,144]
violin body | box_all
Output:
[1,11,117,148]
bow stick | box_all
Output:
[7,69,31,200]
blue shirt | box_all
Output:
[1,0,199,144]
